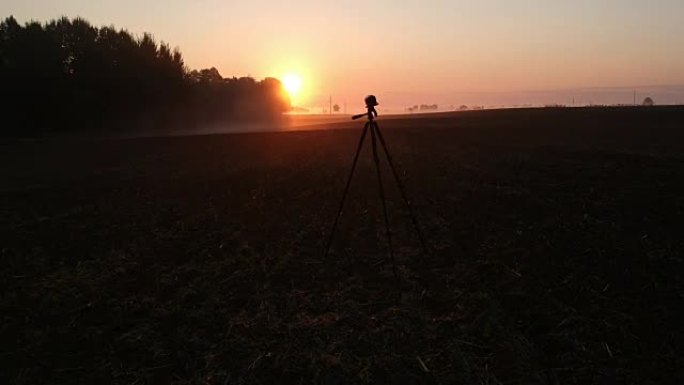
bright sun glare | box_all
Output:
[282,73,302,98]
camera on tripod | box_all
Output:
[352,95,379,121]
[326,94,427,279]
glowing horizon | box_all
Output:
[3,0,684,108]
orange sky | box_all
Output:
[3,0,684,109]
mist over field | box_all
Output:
[368,85,684,112]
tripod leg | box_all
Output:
[324,122,370,258]
[370,122,398,279]
[374,123,429,256]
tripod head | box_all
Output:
[352,95,379,121]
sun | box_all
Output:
[282,73,302,98]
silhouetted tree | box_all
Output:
[642,97,654,107]
[419,104,438,111]
[333,104,340,113]
[0,16,290,135]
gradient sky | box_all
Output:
[2,0,684,109]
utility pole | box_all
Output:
[634,90,636,106]
[329,95,332,116]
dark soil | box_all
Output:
[2,107,683,384]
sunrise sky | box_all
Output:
[3,0,684,109]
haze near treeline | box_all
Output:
[2,0,684,109]
[0,16,290,135]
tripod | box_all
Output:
[324,97,427,278]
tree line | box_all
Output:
[0,16,290,135]
[406,104,439,112]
